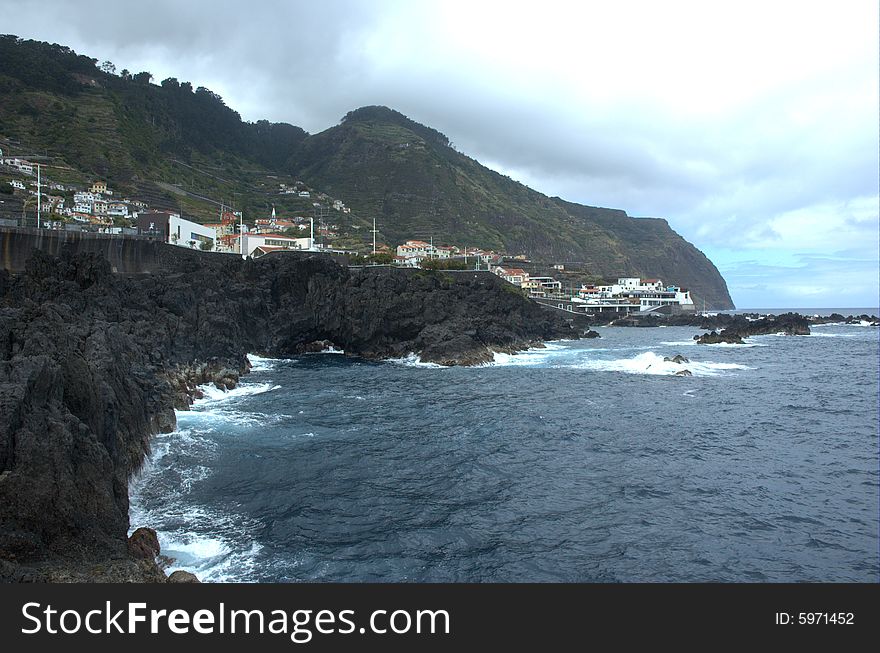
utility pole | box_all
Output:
[36,163,41,228]
[310,216,314,250]
[239,210,244,256]
[371,217,378,254]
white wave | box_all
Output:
[811,321,877,328]
[488,350,548,366]
[659,339,765,348]
[179,465,212,492]
[158,534,264,583]
[809,332,861,338]
[177,408,290,429]
[192,382,281,406]
[304,345,345,354]
[387,353,447,368]
[570,351,752,377]
[246,353,285,371]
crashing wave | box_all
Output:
[571,351,752,377]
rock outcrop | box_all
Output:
[695,313,810,344]
[0,248,577,581]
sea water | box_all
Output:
[129,321,879,582]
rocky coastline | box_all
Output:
[604,310,878,345]
[0,249,580,582]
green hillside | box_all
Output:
[0,36,734,308]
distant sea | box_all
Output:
[130,313,879,582]
[726,307,879,316]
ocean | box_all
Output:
[129,316,880,582]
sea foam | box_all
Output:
[192,382,281,406]
[571,351,752,377]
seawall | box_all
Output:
[0,226,239,274]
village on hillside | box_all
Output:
[0,152,694,317]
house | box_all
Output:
[90,181,111,195]
[74,191,98,204]
[435,246,457,259]
[107,202,129,217]
[493,266,529,285]
[393,255,423,268]
[298,191,311,198]
[332,199,345,210]
[8,180,25,190]
[522,276,562,297]
[396,240,433,258]
[251,245,290,258]
[3,158,34,175]
[240,233,313,257]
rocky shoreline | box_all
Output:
[604,310,878,345]
[0,249,581,582]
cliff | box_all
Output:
[0,248,577,581]
[292,106,734,309]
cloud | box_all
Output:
[712,250,880,309]
[1,0,877,307]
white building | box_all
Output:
[168,215,217,249]
[397,240,433,259]
[2,158,34,175]
[523,276,563,297]
[578,277,694,312]
[240,233,313,257]
[74,191,99,204]
[493,266,529,285]
[8,179,25,190]
[107,202,129,217]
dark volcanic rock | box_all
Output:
[696,313,810,344]
[696,330,745,345]
[0,249,577,581]
[167,570,200,583]
[128,527,161,560]
[664,354,689,364]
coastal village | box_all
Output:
[0,152,694,317]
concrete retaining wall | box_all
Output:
[0,227,239,274]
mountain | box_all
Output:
[0,36,734,308]
[291,106,733,307]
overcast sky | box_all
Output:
[3,0,878,308]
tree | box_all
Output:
[133,71,153,85]
[99,60,116,75]
[421,258,467,270]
